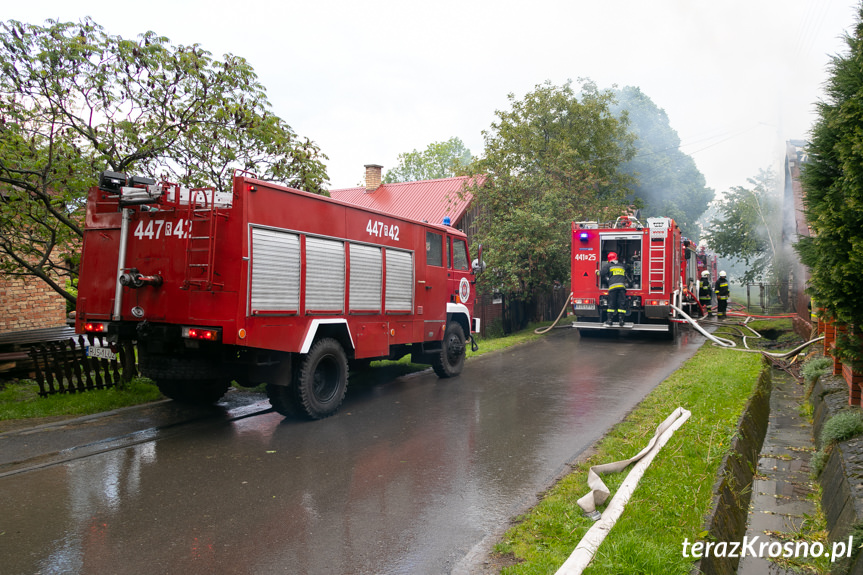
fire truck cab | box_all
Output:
[76,171,481,419]
[570,215,686,337]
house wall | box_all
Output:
[786,141,815,339]
[0,274,67,333]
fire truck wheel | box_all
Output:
[139,352,230,404]
[155,379,186,402]
[156,378,230,404]
[295,338,349,420]
[266,384,304,418]
[432,322,466,378]
[665,321,679,341]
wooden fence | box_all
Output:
[28,335,134,397]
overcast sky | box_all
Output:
[6,0,859,195]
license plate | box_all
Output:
[86,344,117,361]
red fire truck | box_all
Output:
[693,244,716,278]
[694,242,718,294]
[570,215,699,337]
[76,171,481,419]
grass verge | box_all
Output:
[0,377,163,422]
[491,323,777,574]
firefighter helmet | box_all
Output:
[607,252,618,262]
[701,270,710,277]
[719,270,726,277]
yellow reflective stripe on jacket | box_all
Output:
[607,264,627,288]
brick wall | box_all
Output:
[0,274,67,333]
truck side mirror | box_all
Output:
[472,244,485,274]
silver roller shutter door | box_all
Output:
[250,228,300,312]
[349,244,382,312]
[385,249,413,312]
[306,236,346,312]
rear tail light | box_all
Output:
[646,300,669,306]
[83,322,107,333]
[572,298,596,305]
[182,326,221,341]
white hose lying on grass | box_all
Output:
[670,304,825,359]
[555,407,692,575]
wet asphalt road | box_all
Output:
[0,327,704,575]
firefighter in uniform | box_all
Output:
[698,270,713,317]
[714,270,730,318]
[599,252,627,327]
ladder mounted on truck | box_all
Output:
[647,218,670,293]
[181,187,230,291]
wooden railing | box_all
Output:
[28,335,135,397]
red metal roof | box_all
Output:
[329,176,476,226]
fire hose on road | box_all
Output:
[535,296,823,360]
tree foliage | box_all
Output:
[383,137,471,183]
[705,169,787,286]
[468,79,635,300]
[797,4,863,366]
[0,18,328,305]
[610,87,714,239]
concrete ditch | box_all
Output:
[689,361,863,575]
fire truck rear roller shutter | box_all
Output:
[385,249,413,312]
[305,237,346,313]
[349,243,382,313]
[250,228,300,312]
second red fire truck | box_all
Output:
[76,171,481,419]
[570,215,701,338]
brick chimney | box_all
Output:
[364,164,383,193]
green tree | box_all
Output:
[0,18,328,306]
[610,87,714,239]
[797,2,863,367]
[383,137,472,183]
[705,169,788,287]
[468,79,635,314]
